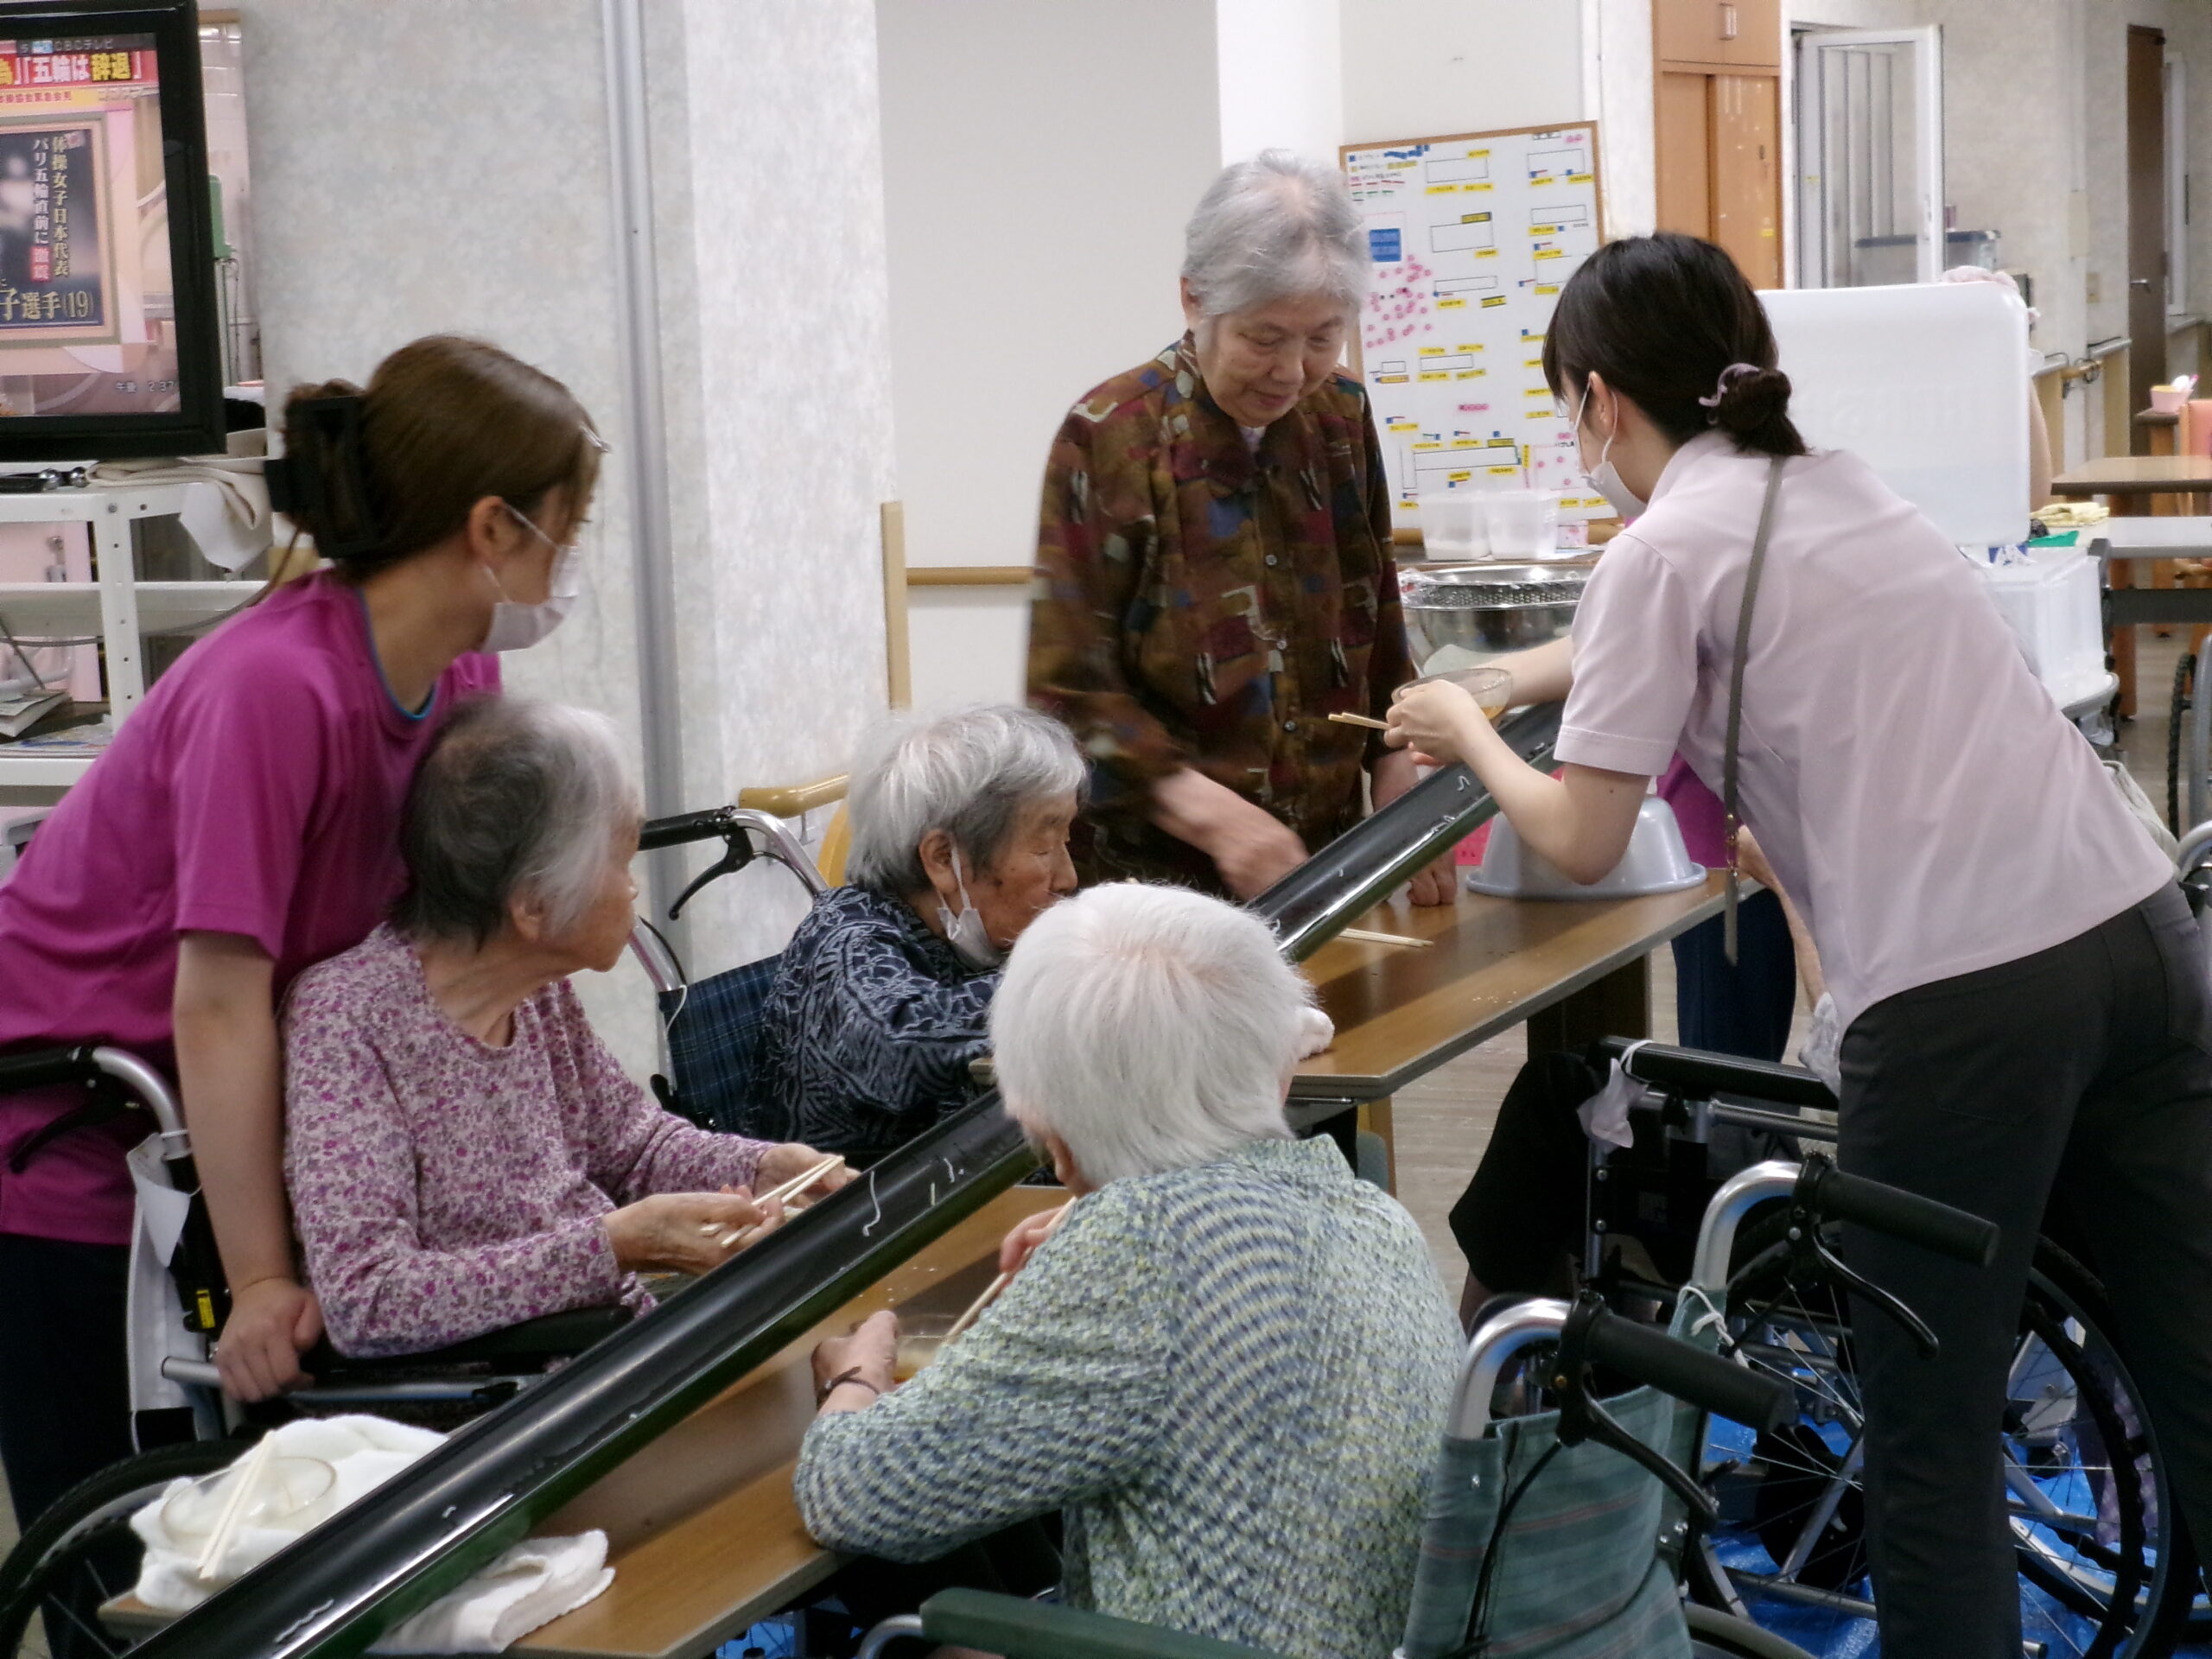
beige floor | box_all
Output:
[0,638,2187,1569]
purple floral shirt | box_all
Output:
[283,925,770,1357]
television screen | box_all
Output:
[0,0,220,461]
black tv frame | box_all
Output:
[0,0,223,461]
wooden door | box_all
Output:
[2128,24,2168,446]
[1656,72,1713,241]
[1656,0,1781,70]
[1711,74,1782,286]
[1720,0,1782,68]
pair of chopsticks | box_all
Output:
[198,1433,277,1580]
[703,1154,845,1250]
[1328,711,1389,730]
[1339,926,1433,949]
[942,1202,1072,1343]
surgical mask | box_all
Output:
[480,505,582,653]
[935,846,1002,970]
[1573,386,1647,520]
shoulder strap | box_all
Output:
[1721,456,1788,963]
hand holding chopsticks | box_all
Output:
[942,1202,1075,1344]
[704,1154,847,1250]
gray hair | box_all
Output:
[395,697,639,947]
[1182,149,1368,320]
[990,883,1305,1185]
[844,704,1085,894]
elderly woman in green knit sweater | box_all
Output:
[797,882,1461,1658]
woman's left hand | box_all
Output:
[757,1142,857,1205]
[811,1309,897,1414]
[1387,679,1491,769]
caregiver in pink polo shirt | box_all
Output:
[0,334,600,1526]
[1388,233,2212,1659]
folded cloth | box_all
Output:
[377,1533,615,1655]
[130,1415,614,1652]
[92,435,272,572]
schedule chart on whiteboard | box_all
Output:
[1340,124,1608,535]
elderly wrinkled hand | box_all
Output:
[601,1190,785,1275]
[1386,679,1490,768]
[811,1308,898,1414]
[755,1142,856,1208]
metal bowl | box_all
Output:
[1400,562,1590,666]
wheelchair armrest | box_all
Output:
[1590,1037,1836,1111]
[306,1306,632,1376]
[916,1591,1287,1659]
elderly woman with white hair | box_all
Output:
[746,703,1082,1164]
[795,883,1459,1657]
[1028,150,1448,906]
[282,698,849,1359]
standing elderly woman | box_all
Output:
[284,699,847,1359]
[746,705,1082,1164]
[797,883,1459,1657]
[1028,151,1449,903]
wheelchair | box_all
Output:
[0,801,834,1657]
[1582,1034,2202,1658]
[855,1156,1989,1659]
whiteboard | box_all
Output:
[1339,124,1607,537]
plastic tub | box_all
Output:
[1484,489,1561,559]
[1417,492,1488,560]
[1465,796,1707,900]
[1978,547,2107,709]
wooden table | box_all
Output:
[1286,871,1728,1128]
[2052,457,2212,715]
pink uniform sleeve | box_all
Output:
[1555,535,1700,779]
[543,981,772,1201]
[283,976,628,1358]
[168,656,330,956]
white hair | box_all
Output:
[397,698,639,946]
[844,704,1086,894]
[1182,149,1369,320]
[990,883,1306,1186]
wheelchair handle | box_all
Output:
[1592,1035,1836,1111]
[1577,1305,1794,1432]
[1801,1158,2000,1268]
[639,807,741,851]
[0,1043,101,1094]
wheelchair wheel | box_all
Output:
[0,1438,237,1658]
[1697,1228,2194,1658]
[2170,650,2194,836]
[1685,1602,1818,1658]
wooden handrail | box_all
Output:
[906,565,1030,587]
[736,773,849,817]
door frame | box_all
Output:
[1793,23,1945,286]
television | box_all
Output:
[0,0,222,461]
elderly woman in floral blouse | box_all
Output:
[1028,150,1450,905]
[797,882,1459,1656]
[283,698,849,1359]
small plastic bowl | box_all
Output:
[893,1313,957,1382]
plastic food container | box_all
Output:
[1401,563,1589,671]
[1465,797,1707,900]
[1418,492,1488,561]
[1482,489,1561,559]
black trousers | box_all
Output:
[0,1232,133,1529]
[1838,884,2212,1658]
[1670,888,1797,1062]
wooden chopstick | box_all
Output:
[1340,926,1434,949]
[198,1433,276,1580]
[712,1155,846,1249]
[942,1203,1072,1343]
[1327,711,1389,730]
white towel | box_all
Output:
[92,435,273,573]
[376,1533,615,1654]
[130,1415,613,1652]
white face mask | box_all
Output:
[1573,385,1647,520]
[935,846,1002,970]
[480,505,582,654]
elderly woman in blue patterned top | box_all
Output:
[797,882,1459,1659]
[746,705,1083,1165]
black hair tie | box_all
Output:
[264,393,381,557]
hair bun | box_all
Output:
[1710,365,1792,437]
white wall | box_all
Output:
[875,0,1221,712]
[238,0,895,1068]
[1340,0,1584,143]
[1220,0,1345,160]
